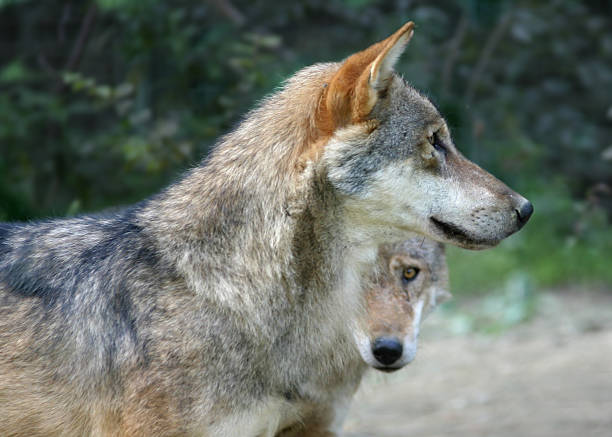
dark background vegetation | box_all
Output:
[0,0,610,300]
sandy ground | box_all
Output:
[342,288,612,437]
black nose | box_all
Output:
[372,337,403,366]
[516,200,533,227]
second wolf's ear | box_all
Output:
[434,288,452,305]
[320,22,414,133]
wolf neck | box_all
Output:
[141,63,376,314]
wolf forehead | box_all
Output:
[372,78,443,148]
[346,77,441,151]
[378,238,446,275]
[328,77,443,195]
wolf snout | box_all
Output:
[515,199,534,228]
[372,336,403,367]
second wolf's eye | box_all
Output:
[402,267,419,283]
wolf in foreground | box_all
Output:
[278,236,450,437]
[0,22,532,436]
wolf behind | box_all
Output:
[278,236,451,437]
[354,237,450,372]
[0,22,532,436]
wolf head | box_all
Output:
[353,237,450,372]
[307,22,532,249]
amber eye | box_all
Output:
[402,267,419,283]
[427,134,435,145]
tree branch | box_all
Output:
[464,11,513,105]
[58,3,72,45]
[208,0,245,27]
[442,14,468,95]
[64,2,97,73]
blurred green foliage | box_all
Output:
[0,0,610,290]
[440,271,539,335]
[448,180,612,294]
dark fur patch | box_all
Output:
[134,245,162,269]
[110,281,136,338]
[0,206,166,382]
[3,275,63,307]
[0,206,161,310]
[79,222,143,263]
[106,279,142,371]
[1,241,65,307]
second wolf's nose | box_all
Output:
[372,337,403,366]
[516,200,534,228]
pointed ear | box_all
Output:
[368,22,415,93]
[318,22,414,134]
[434,288,452,306]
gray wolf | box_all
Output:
[0,22,531,436]
[277,236,450,437]
[354,237,449,372]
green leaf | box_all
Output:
[0,60,30,83]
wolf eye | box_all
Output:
[428,132,447,154]
[402,267,419,283]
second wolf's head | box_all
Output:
[353,237,449,372]
[301,22,532,249]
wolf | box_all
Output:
[354,237,450,373]
[0,22,532,436]
[277,236,450,436]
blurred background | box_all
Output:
[0,0,610,435]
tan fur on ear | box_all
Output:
[317,21,414,135]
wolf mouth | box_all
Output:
[373,366,402,373]
[429,217,493,247]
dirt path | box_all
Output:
[342,289,612,437]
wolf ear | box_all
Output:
[434,288,452,306]
[319,22,414,133]
[367,22,415,97]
